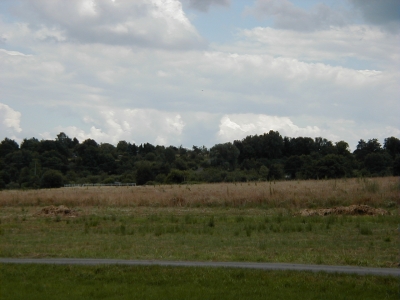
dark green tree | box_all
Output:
[165,169,185,184]
[316,154,347,179]
[364,152,392,176]
[135,162,154,185]
[0,138,19,157]
[210,142,240,170]
[40,170,64,188]
[383,137,400,159]
[284,155,304,179]
[354,139,382,161]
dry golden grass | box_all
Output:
[1,177,398,209]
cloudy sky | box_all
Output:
[0,0,399,150]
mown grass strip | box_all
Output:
[1,207,398,267]
[0,264,398,300]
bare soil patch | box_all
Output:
[299,205,389,217]
[35,205,78,217]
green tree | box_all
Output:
[40,170,64,188]
[259,165,269,180]
[135,162,154,185]
[364,152,392,176]
[383,137,400,159]
[335,141,351,156]
[354,139,382,161]
[165,169,185,184]
[316,154,347,179]
[268,164,284,180]
[210,142,240,170]
[284,155,304,179]
[0,138,19,157]
[393,155,400,176]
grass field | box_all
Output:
[1,264,398,300]
[0,206,398,267]
[0,176,398,208]
[0,177,398,267]
[0,177,398,299]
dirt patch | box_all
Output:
[299,205,389,217]
[35,205,78,217]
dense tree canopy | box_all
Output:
[0,132,398,189]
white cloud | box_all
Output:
[0,49,31,56]
[50,108,186,146]
[349,0,400,32]
[0,103,22,140]
[218,114,321,142]
[0,1,398,150]
[245,0,349,31]
[233,25,400,70]
[14,0,205,49]
[182,0,230,12]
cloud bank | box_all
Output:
[0,1,398,150]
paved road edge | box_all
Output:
[1,258,398,276]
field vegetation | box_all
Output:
[0,176,398,208]
[1,264,398,300]
[0,177,398,268]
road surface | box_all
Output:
[0,258,398,276]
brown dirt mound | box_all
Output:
[35,205,78,217]
[299,205,389,217]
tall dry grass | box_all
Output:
[0,177,398,209]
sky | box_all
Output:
[0,0,399,150]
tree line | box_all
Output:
[0,131,399,189]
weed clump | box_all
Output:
[359,225,372,235]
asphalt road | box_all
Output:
[1,258,398,276]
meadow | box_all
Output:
[0,177,398,299]
[0,176,398,208]
[1,264,398,300]
[0,177,398,267]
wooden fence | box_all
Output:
[64,183,136,187]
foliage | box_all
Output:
[0,131,399,189]
[40,170,64,188]
[2,264,397,300]
[135,162,154,185]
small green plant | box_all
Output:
[119,224,126,235]
[275,214,283,224]
[154,225,163,237]
[258,241,267,250]
[235,216,245,222]
[245,228,252,237]
[207,216,215,227]
[185,214,197,224]
[359,225,372,235]
[148,214,160,222]
[363,180,380,193]
[169,215,179,223]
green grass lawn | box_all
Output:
[0,264,398,300]
[1,207,398,267]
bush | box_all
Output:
[166,169,185,184]
[40,170,64,188]
[136,162,154,185]
[6,182,20,189]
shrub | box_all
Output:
[40,170,64,188]
[165,169,185,184]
